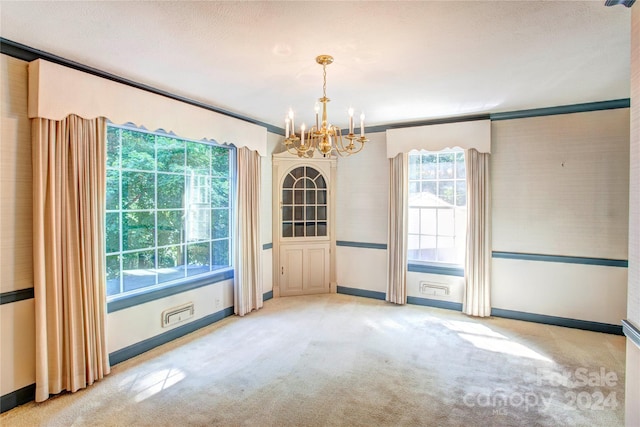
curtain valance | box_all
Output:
[28,59,267,156]
[385,119,491,158]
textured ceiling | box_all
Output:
[0,1,632,129]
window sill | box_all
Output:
[107,268,234,313]
[407,262,464,277]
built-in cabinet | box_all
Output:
[272,152,336,297]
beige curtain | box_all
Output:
[32,115,110,402]
[463,149,492,317]
[234,147,263,316]
[387,153,408,304]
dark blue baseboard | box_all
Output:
[0,383,35,414]
[109,306,234,365]
[491,308,623,335]
[407,296,463,311]
[337,286,386,300]
[263,290,274,301]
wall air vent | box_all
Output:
[419,282,450,297]
[161,302,195,328]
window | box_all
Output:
[281,166,328,238]
[106,124,233,298]
[408,149,466,265]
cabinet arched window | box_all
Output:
[281,166,327,238]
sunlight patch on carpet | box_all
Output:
[458,333,552,362]
[131,368,186,402]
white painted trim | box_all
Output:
[385,119,491,158]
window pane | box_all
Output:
[106,255,121,297]
[157,174,185,209]
[438,180,455,205]
[422,154,437,179]
[106,170,120,210]
[123,211,155,251]
[122,172,155,210]
[106,127,120,168]
[187,142,211,175]
[420,236,437,261]
[283,223,293,238]
[294,223,304,237]
[291,167,304,179]
[422,208,437,235]
[407,234,420,260]
[421,181,437,196]
[317,206,327,221]
[456,152,466,179]
[294,206,304,221]
[211,178,229,208]
[283,175,294,188]
[213,239,230,269]
[317,190,327,204]
[438,209,455,236]
[294,190,304,204]
[212,208,229,239]
[306,206,316,220]
[408,208,420,234]
[437,237,456,263]
[306,223,316,237]
[409,154,420,180]
[456,181,467,207]
[282,190,293,205]
[121,130,155,171]
[157,136,185,173]
[316,175,326,189]
[187,242,211,276]
[157,210,184,247]
[123,250,156,292]
[211,146,229,177]
[282,206,292,221]
[438,153,454,179]
[409,181,419,195]
[187,207,211,242]
[317,222,327,237]
[158,245,185,283]
[306,167,319,180]
[304,178,315,189]
[306,190,316,204]
[105,213,120,253]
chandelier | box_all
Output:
[284,55,368,158]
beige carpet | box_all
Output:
[1,294,626,426]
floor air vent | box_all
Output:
[162,302,194,328]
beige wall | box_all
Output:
[625,5,639,427]
[0,55,35,396]
[491,109,629,325]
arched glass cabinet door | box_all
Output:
[281,166,328,238]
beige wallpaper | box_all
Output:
[0,55,32,294]
[491,108,630,260]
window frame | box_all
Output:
[105,123,236,309]
[407,148,467,276]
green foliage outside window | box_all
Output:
[106,125,233,298]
